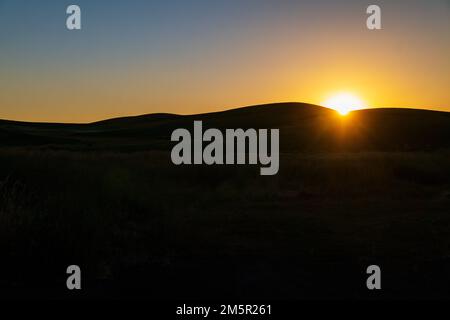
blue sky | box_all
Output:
[0,0,449,122]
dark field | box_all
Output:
[1,150,450,299]
[1,103,450,299]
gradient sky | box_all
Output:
[0,0,449,122]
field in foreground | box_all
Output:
[1,103,450,299]
[1,149,449,299]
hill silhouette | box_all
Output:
[1,102,450,152]
[1,102,450,299]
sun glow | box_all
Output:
[322,93,366,115]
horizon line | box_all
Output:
[1,102,448,125]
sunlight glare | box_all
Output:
[322,93,366,115]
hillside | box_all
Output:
[1,103,450,152]
[1,103,450,299]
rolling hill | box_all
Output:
[1,102,450,152]
[1,102,450,299]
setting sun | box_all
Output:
[322,93,366,115]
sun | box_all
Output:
[322,93,366,115]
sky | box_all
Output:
[0,0,449,122]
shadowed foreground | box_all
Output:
[0,103,449,299]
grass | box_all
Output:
[0,148,449,299]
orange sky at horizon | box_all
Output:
[0,1,449,123]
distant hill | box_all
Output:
[1,102,450,152]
